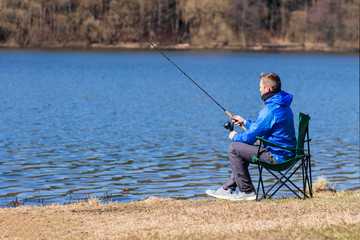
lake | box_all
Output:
[0,50,359,206]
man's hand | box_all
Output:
[232,115,246,126]
[229,131,237,140]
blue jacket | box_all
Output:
[232,91,297,162]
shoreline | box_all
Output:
[0,190,359,239]
[0,42,358,55]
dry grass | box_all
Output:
[312,176,336,193]
[0,190,359,240]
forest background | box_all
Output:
[0,0,359,52]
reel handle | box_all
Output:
[223,121,234,132]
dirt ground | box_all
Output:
[0,190,359,239]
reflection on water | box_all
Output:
[0,51,359,206]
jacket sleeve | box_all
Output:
[232,107,274,144]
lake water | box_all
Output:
[1,50,359,206]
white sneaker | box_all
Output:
[228,191,256,201]
[205,187,234,200]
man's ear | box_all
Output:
[266,86,272,92]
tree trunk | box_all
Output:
[158,0,162,41]
[280,0,286,41]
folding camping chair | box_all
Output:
[253,113,312,201]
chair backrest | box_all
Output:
[296,113,311,156]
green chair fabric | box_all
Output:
[253,113,312,200]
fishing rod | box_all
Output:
[110,7,246,131]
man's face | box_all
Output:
[259,80,269,96]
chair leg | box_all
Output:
[260,168,266,196]
[256,165,261,201]
[300,156,312,199]
[259,165,301,199]
[264,162,310,199]
[256,164,266,201]
[302,159,306,200]
[306,156,313,198]
[267,168,303,199]
[306,129,313,198]
[256,159,312,200]
[279,164,310,199]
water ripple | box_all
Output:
[0,51,359,206]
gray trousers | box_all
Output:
[223,142,278,193]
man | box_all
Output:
[206,72,296,200]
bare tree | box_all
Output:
[0,0,357,50]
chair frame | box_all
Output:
[254,113,313,201]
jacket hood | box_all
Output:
[265,90,293,107]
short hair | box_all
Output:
[260,72,281,92]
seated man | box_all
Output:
[206,72,297,200]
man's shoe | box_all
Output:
[228,190,256,201]
[205,187,234,200]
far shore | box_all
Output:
[0,42,358,55]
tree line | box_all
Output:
[0,0,358,51]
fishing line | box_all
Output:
[110,7,245,130]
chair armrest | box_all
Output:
[255,136,304,152]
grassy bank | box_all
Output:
[0,190,359,239]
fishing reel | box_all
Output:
[223,121,234,132]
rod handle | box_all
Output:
[225,110,246,130]
[225,110,233,118]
